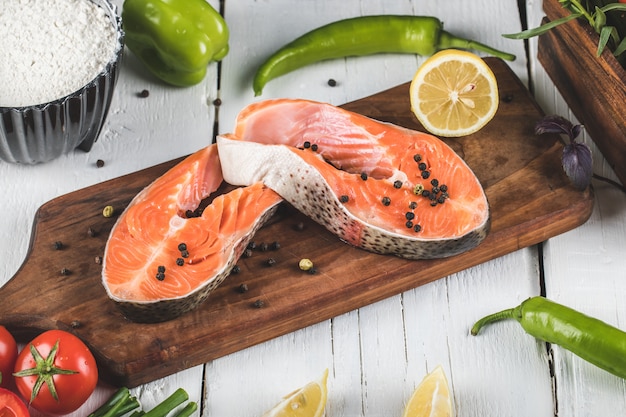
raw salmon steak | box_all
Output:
[217,99,490,260]
[102,144,283,323]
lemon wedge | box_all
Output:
[410,50,499,137]
[262,369,328,417]
[401,365,454,417]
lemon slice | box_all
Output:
[410,50,499,137]
[402,365,454,417]
[262,369,329,417]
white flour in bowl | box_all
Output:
[1,0,118,107]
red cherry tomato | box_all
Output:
[13,330,98,415]
[0,387,30,417]
[0,325,18,389]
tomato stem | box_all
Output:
[13,340,78,403]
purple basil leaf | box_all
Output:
[562,142,593,190]
[535,115,580,141]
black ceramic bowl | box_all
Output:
[0,0,124,164]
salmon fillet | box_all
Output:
[217,99,489,259]
[102,144,283,322]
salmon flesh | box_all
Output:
[101,144,283,323]
[217,99,490,260]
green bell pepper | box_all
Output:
[122,0,229,87]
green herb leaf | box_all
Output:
[613,36,626,57]
[502,13,581,39]
[593,6,606,33]
[598,25,614,56]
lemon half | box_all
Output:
[410,50,499,137]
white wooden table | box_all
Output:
[2,1,625,416]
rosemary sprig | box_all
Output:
[504,0,626,58]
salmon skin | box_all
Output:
[217,99,490,260]
[102,144,283,323]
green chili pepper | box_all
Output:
[471,296,626,380]
[122,0,229,87]
[253,15,516,96]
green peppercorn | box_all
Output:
[102,205,115,218]
[299,258,314,271]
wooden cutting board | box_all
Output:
[0,58,594,388]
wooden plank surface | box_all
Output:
[0,58,594,388]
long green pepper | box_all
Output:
[471,296,626,380]
[253,15,516,96]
